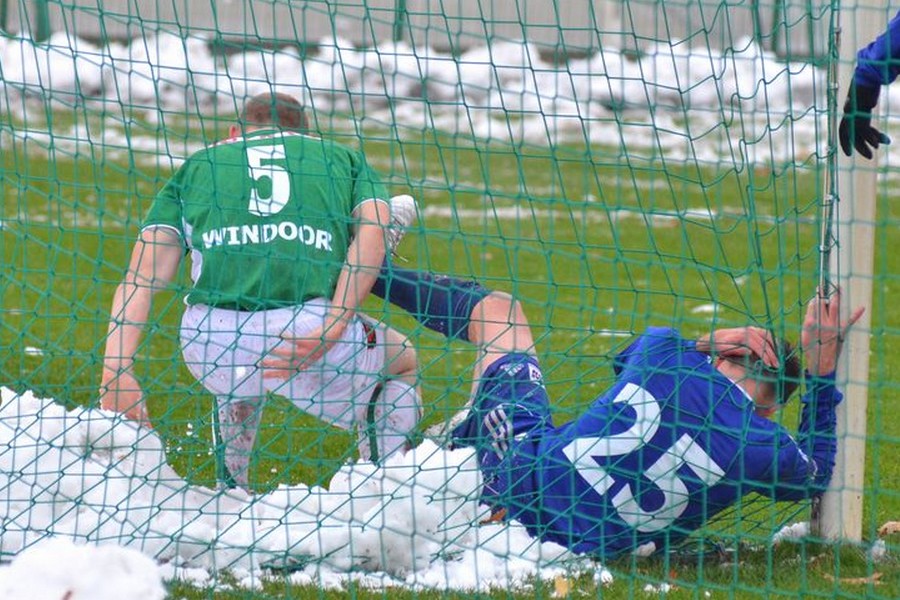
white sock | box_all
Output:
[217,399,263,489]
[358,379,421,463]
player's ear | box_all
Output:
[229,124,240,138]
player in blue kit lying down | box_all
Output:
[265,267,864,559]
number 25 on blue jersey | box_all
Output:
[562,383,727,533]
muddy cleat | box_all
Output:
[387,194,418,257]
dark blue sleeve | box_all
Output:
[855,9,900,88]
[750,372,842,500]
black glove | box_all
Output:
[839,83,891,159]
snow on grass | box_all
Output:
[0,386,597,592]
[0,537,166,600]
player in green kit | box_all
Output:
[99,92,421,489]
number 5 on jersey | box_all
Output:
[247,144,291,216]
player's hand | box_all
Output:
[801,289,865,377]
[99,370,152,427]
[697,326,780,368]
[839,83,891,159]
[261,318,348,379]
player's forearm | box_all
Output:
[102,228,182,377]
[328,222,386,323]
[102,281,153,378]
[796,371,841,491]
[855,9,900,88]
[755,373,842,500]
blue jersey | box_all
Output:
[855,9,900,88]
[457,328,841,559]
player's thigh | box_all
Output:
[469,292,535,380]
[181,306,270,398]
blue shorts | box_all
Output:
[450,353,553,499]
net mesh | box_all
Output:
[0,1,897,598]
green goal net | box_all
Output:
[0,0,897,598]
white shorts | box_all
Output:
[180,299,386,430]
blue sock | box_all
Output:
[372,263,491,342]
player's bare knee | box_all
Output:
[468,292,532,350]
[392,343,417,378]
[471,291,518,320]
[381,326,418,377]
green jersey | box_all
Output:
[143,130,388,310]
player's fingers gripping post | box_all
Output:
[801,289,865,377]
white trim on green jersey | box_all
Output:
[140,223,182,238]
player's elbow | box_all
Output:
[116,268,173,304]
[122,272,169,294]
[351,223,388,259]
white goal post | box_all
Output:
[813,0,886,542]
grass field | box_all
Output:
[1,102,899,598]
